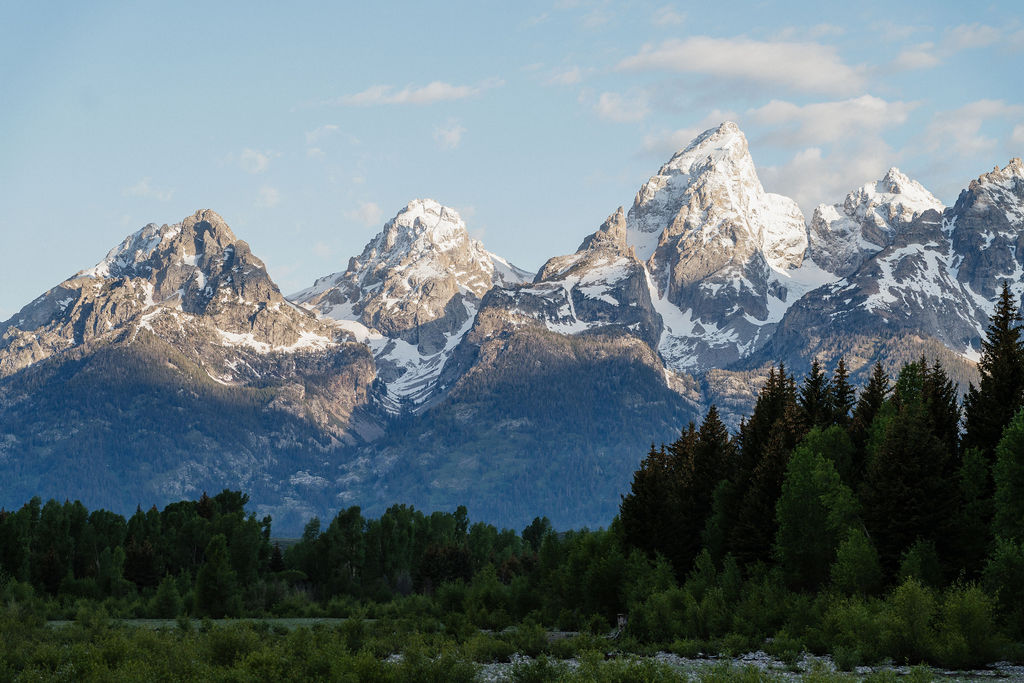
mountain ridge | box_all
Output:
[2,124,1022,532]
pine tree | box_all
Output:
[993,408,1024,543]
[674,406,734,572]
[798,358,833,430]
[851,362,890,444]
[830,358,856,427]
[860,360,960,575]
[620,444,679,563]
[964,282,1024,464]
[195,534,240,617]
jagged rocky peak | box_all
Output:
[951,158,1024,302]
[626,121,807,274]
[0,209,340,379]
[296,199,531,350]
[475,205,662,351]
[536,207,633,282]
[808,168,944,277]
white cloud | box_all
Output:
[893,42,941,70]
[1013,124,1024,146]
[747,95,915,144]
[947,23,1001,51]
[347,202,383,226]
[545,65,583,86]
[773,23,845,40]
[124,178,173,202]
[313,242,332,258]
[256,186,280,208]
[307,147,326,158]
[642,109,739,156]
[240,148,271,174]
[617,37,865,94]
[305,124,339,145]
[434,120,466,149]
[336,79,502,106]
[596,91,649,123]
[924,99,1024,158]
[759,140,894,212]
[892,24,1007,70]
[652,5,684,26]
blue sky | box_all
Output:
[1,1,1022,321]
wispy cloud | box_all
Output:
[347,201,383,226]
[893,43,941,70]
[759,139,895,212]
[240,148,271,174]
[305,124,339,145]
[651,5,684,26]
[747,95,915,145]
[256,186,281,208]
[595,91,649,122]
[434,120,466,149]
[947,23,1002,51]
[617,37,865,94]
[1013,124,1024,146]
[335,79,502,106]
[124,178,173,202]
[892,23,1006,70]
[545,65,584,86]
[924,99,1024,157]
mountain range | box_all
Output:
[2,122,1021,532]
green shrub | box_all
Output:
[509,654,569,683]
[898,540,942,589]
[882,578,936,663]
[933,582,999,669]
[205,623,260,666]
[831,528,882,596]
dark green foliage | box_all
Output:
[955,448,994,576]
[830,358,856,427]
[830,528,882,596]
[798,358,832,430]
[195,535,241,618]
[983,537,1024,638]
[850,362,890,455]
[860,360,960,575]
[993,408,1024,542]
[963,282,1024,461]
[774,437,859,590]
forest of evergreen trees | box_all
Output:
[3,285,1024,679]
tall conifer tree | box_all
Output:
[964,282,1024,465]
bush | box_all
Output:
[933,582,999,669]
[983,537,1024,638]
[898,540,942,589]
[882,578,936,663]
[831,528,882,596]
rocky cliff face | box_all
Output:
[0,211,380,529]
[293,199,531,411]
[0,210,348,382]
[754,159,1024,382]
[808,167,944,277]
[624,122,822,371]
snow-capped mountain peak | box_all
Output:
[809,169,944,277]
[295,199,531,411]
[81,209,237,280]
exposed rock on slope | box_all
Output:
[624,121,823,371]
[808,167,944,277]
[293,199,531,411]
